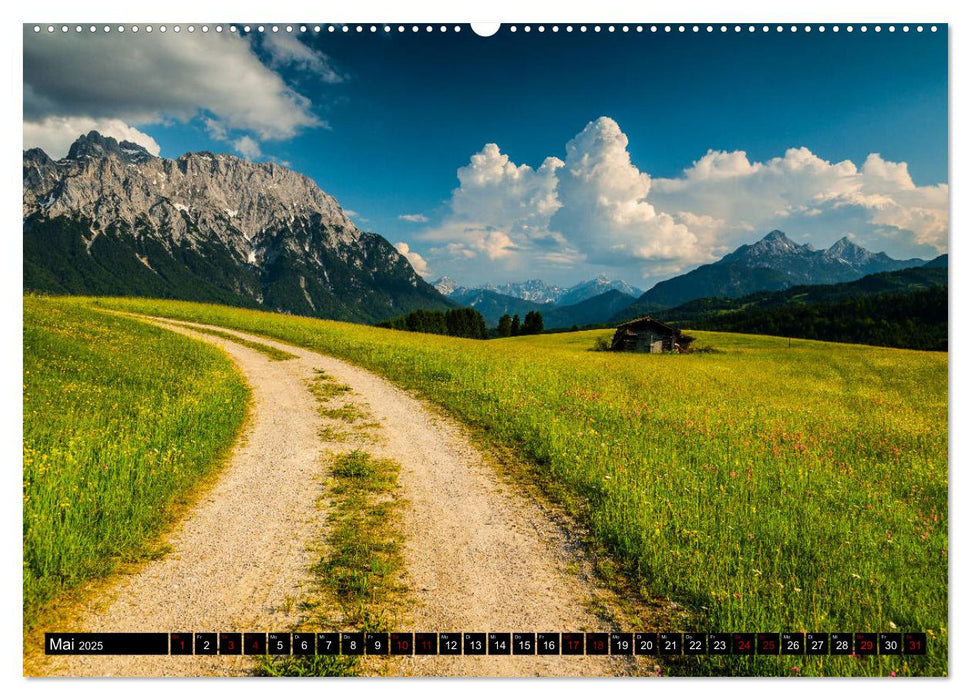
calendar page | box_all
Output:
[22,19,948,679]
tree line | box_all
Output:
[693,287,947,351]
[377,307,488,339]
[378,308,547,340]
[497,311,544,337]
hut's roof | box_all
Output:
[616,316,678,334]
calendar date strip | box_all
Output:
[45,631,927,656]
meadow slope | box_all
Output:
[23,297,248,629]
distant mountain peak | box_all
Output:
[433,276,463,295]
[827,235,861,251]
[758,229,813,251]
[722,229,809,264]
[65,130,155,164]
[822,235,888,266]
[757,229,803,250]
[629,229,930,310]
[559,275,643,305]
[483,279,564,303]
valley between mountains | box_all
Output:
[30,317,653,677]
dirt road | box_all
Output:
[32,319,650,677]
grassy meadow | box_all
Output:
[88,297,947,676]
[24,294,946,675]
[23,296,248,627]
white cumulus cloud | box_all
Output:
[418,116,947,285]
[552,117,705,266]
[398,213,429,223]
[652,147,948,255]
[416,142,568,278]
[421,221,520,261]
[232,135,263,160]
[23,26,326,157]
[450,143,563,240]
[394,242,431,278]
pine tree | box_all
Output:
[472,309,487,339]
[497,314,512,337]
[523,310,544,335]
[510,314,521,336]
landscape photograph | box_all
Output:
[22,21,947,678]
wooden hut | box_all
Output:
[611,317,681,353]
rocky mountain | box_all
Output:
[433,277,558,303]
[432,275,462,296]
[557,274,643,306]
[617,263,947,325]
[433,274,642,307]
[630,230,928,311]
[434,273,642,328]
[486,279,565,304]
[442,285,637,329]
[660,264,948,351]
[24,131,451,322]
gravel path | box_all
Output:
[32,319,649,677]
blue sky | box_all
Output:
[24,24,948,286]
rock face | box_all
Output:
[488,279,566,304]
[24,131,451,322]
[722,230,923,281]
[432,275,461,296]
[631,230,927,310]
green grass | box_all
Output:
[254,653,358,677]
[23,297,249,628]
[182,325,298,361]
[307,370,353,400]
[88,297,947,676]
[306,370,378,443]
[255,450,404,676]
[318,450,402,612]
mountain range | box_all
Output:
[435,232,931,329]
[24,131,451,322]
[432,274,642,327]
[623,261,947,326]
[24,133,938,333]
[621,230,928,317]
[659,262,948,351]
[434,274,642,306]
